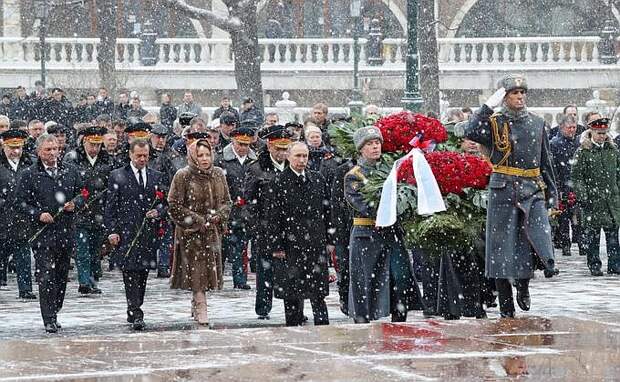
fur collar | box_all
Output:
[222,143,257,161]
[580,129,616,150]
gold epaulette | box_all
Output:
[346,165,366,181]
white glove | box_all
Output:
[485,87,506,109]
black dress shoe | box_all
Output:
[475,311,488,319]
[45,323,58,333]
[257,314,270,320]
[591,269,604,277]
[55,321,62,329]
[19,291,37,299]
[132,319,145,331]
[234,284,251,290]
[90,287,102,294]
[443,313,460,320]
[500,311,515,318]
[608,270,620,275]
[157,270,170,278]
[423,309,437,318]
[516,289,531,311]
[302,315,308,323]
[544,268,560,278]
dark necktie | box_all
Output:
[48,167,57,178]
[138,169,145,188]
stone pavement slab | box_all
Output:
[0,252,619,381]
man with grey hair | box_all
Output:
[550,114,582,258]
[17,133,85,333]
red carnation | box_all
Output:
[80,188,90,200]
[236,197,246,206]
[155,190,165,200]
[375,111,448,153]
[397,152,492,195]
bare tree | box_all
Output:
[163,0,264,108]
[417,0,440,114]
[96,0,118,94]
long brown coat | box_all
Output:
[168,165,231,291]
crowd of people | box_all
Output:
[0,76,617,334]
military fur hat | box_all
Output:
[498,74,528,93]
[353,126,383,151]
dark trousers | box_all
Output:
[33,245,70,325]
[222,226,247,286]
[554,208,582,251]
[335,244,350,315]
[254,249,273,316]
[75,227,103,287]
[582,226,620,272]
[284,297,329,326]
[495,278,529,316]
[0,241,33,292]
[122,270,149,321]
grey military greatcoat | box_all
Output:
[465,105,558,279]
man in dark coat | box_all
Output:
[245,125,292,319]
[148,124,177,277]
[95,87,114,117]
[105,139,166,328]
[42,88,74,127]
[239,98,264,125]
[344,126,423,323]
[267,142,331,326]
[16,133,86,333]
[159,93,177,131]
[212,96,239,121]
[9,86,30,121]
[215,126,257,289]
[465,75,558,318]
[549,114,582,257]
[0,129,36,299]
[63,127,114,294]
[105,139,167,330]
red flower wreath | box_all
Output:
[375,111,448,153]
[397,152,492,195]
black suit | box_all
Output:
[16,160,85,325]
[104,164,166,322]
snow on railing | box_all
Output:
[0,36,615,69]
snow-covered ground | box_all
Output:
[0,249,619,381]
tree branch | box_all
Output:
[162,0,242,32]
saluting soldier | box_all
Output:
[344,126,423,323]
[63,126,113,295]
[245,125,292,319]
[465,75,558,318]
[0,129,36,299]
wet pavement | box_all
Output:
[1,250,620,381]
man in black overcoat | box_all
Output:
[0,129,35,299]
[104,139,167,330]
[267,142,331,326]
[245,125,292,319]
[16,133,86,333]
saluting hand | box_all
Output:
[273,251,286,259]
[39,212,54,224]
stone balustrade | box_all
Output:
[1,36,616,69]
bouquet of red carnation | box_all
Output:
[397,152,492,195]
[375,111,448,153]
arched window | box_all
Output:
[456,0,618,37]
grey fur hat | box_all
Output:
[353,126,383,151]
[498,74,528,92]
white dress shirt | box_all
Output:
[130,163,147,187]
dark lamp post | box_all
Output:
[348,0,365,116]
[401,0,424,112]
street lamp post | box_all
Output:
[348,0,365,116]
[401,0,424,112]
[35,0,49,88]
[599,1,619,64]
